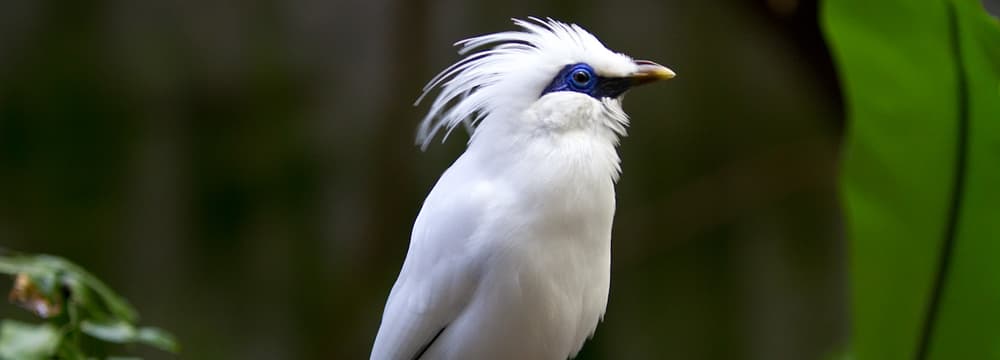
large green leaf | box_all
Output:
[822,0,1000,359]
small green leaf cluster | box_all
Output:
[0,253,178,359]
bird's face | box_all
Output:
[531,56,675,132]
[416,18,675,148]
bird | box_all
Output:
[371,17,674,360]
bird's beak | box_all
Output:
[630,60,676,86]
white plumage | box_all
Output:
[371,18,674,360]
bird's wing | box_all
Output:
[371,164,493,360]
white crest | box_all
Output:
[415,17,634,149]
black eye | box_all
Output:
[571,70,591,86]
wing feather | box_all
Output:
[370,160,491,359]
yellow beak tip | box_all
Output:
[632,60,676,84]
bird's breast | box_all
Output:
[465,133,617,358]
[428,119,621,359]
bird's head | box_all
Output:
[416,17,674,150]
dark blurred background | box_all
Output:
[0,0,848,358]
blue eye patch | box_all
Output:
[540,63,633,99]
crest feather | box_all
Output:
[415,17,613,149]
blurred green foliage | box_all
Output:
[0,253,177,359]
[823,0,1000,358]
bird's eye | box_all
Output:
[570,69,592,88]
[541,63,599,95]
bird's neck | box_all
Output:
[466,108,624,185]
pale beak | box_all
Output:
[630,60,676,86]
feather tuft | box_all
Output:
[415,17,629,150]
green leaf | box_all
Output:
[55,340,87,360]
[0,253,179,356]
[80,320,136,343]
[80,320,179,354]
[822,0,1000,359]
[0,254,138,322]
[0,320,61,360]
[37,255,138,322]
[136,327,180,353]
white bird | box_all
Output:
[371,17,675,360]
